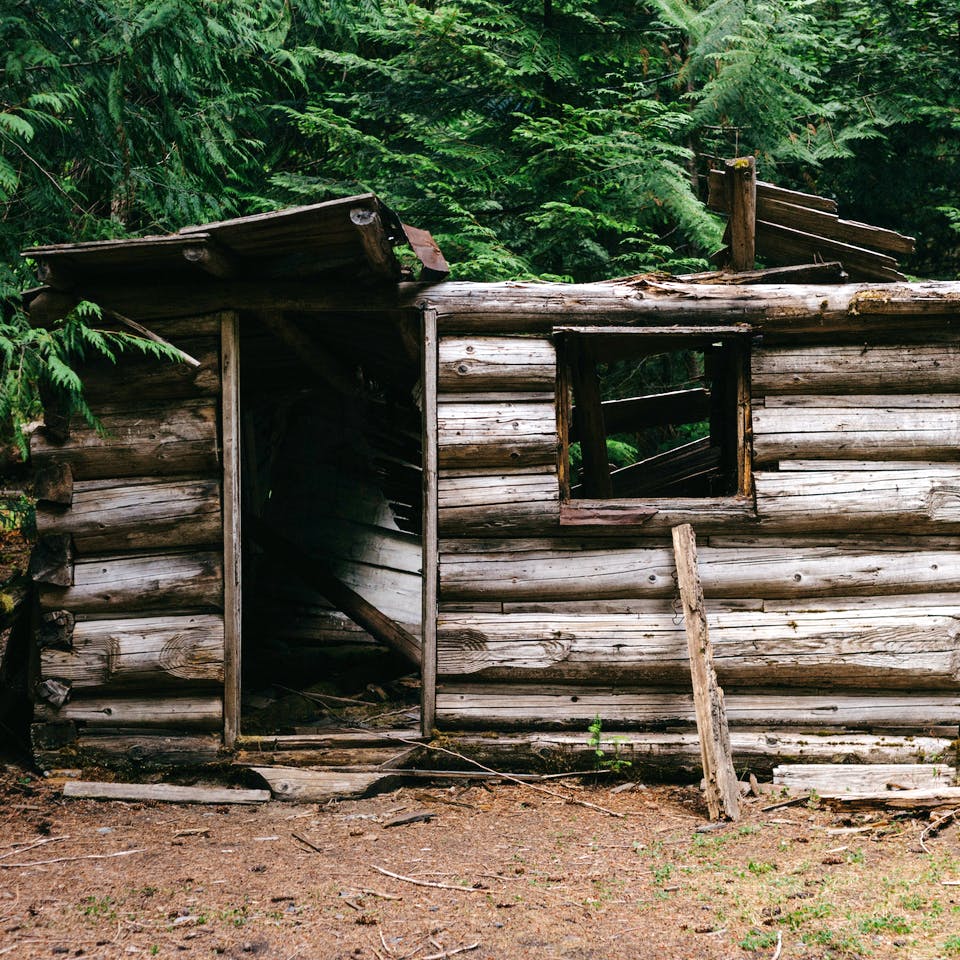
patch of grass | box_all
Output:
[80,896,116,921]
[858,914,912,935]
[944,934,960,955]
[779,901,832,930]
[747,860,776,876]
[739,929,779,951]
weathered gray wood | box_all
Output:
[559,498,756,535]
[438,337,556,392]
[445,730,952,778]
[422,308,439,735]
[440,540,960,602]
[32,276,960,335]
[725,157,756,273]
[436,607,960,687]
[708,170,839,214]
[436,687,960,733]
[221,311,241,750]
[755,468,960,533]
[754,395,960,463]
[36,694,223,728]
[67,731,222,767]
[29,534,74,586]
[773,763,955,795]
[38,609,75,650]
[438,471,560,536]
[437,400,557,468]
[41,614,224,691]
[251,766,395,801]
[39,551,223,614]
[672,524,739,820]
[814,788,960,808]
[29,399,219,481]
[36,478,222,554]
[64,780,267,803]
[677,263,847,285]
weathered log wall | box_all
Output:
[433,315,960,748]
[29,313,228,766]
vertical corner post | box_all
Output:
[221,311,242,749]
[725,156,757,272]
[420,306,439,737]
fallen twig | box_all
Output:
[419,943,481,960]
[0,848,144,868]
[770,930,783,960]
[920,808,958,854]
[361,887,403,901]
[762,795,806,812]
[392,736,623,818]
[292,832,325,854]
[0,836,68,860]
[370,865,485,893]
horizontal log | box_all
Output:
[559,498,756,534]
[443,730,952,778]
[39,551,223,614]
[753,341,960,396]
[436,686,960,733]
[30,399,219,481]
[569,389,709,442]
[41,614,224,691]
[250,766,394,801]
[438,471,560,536]
[772,763,954,795]
[754,395,960,463]
[63,781,268,804]
[440,541,960,601]
[80,338,220,404]
[36,478,222,554]
[820,787,960,808]
[755,468,960,533]
[35,694,223,729]
[438,337,556,392]
[35,277,960,338]
[436,608,960,687]
[438,400,557,468]
[34,462,73,506]
[68,730,222,767]
[29,534,74,586]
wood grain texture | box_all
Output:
[772,763,955,795]
[754,395,960,463]
[436,608,960,687]
[437,400,557,468]
[440,540,960,602]
[752,342,960,395]
[64,781,268,804]
[30,398,219,480]
[755,468,960,532]
[41,614,224,691]
[36,477,222,554]
[436,686,960,733]
[438,336,556,392]
[39,551,224,614]
[438,470,560,536]
[36,694,223,728]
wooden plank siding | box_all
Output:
[29,313,229,766]
[433,319,960,741]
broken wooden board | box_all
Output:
[773,763,956,796]
[816,788,960,810]
[63,781,270,804]
[250,765,398,801]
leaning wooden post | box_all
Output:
[671,523,740,821]
[724,156,757,272]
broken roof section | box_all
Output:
[22,194,450,289]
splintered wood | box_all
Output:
[671,523,740,821]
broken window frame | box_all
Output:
[554,326,754,524]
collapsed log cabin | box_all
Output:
[20,192,960,777]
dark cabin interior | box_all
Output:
[238,308,425,736]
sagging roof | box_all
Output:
[22,194,449,289]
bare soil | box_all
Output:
[4,761,960,960]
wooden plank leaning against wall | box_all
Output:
[431,300,960,755]
[29,311,232,769]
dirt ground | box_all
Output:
[3,760,960,960]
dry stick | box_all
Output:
[0,848,144,869]
[274,683,373,708]
[370,865,486,893]
[770,930,783,960]
[106,309,201,367]
[920,808,959,854]
[419,944,481,960]
[391,735,623,819]
[291,833,325,854]
[0,836,68,860]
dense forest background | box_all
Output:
[1,0,959,442]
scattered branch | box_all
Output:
[920,808,959,854]
[0,848,145,868]
[369,865,486,893]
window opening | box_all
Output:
[561,332,748,500]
